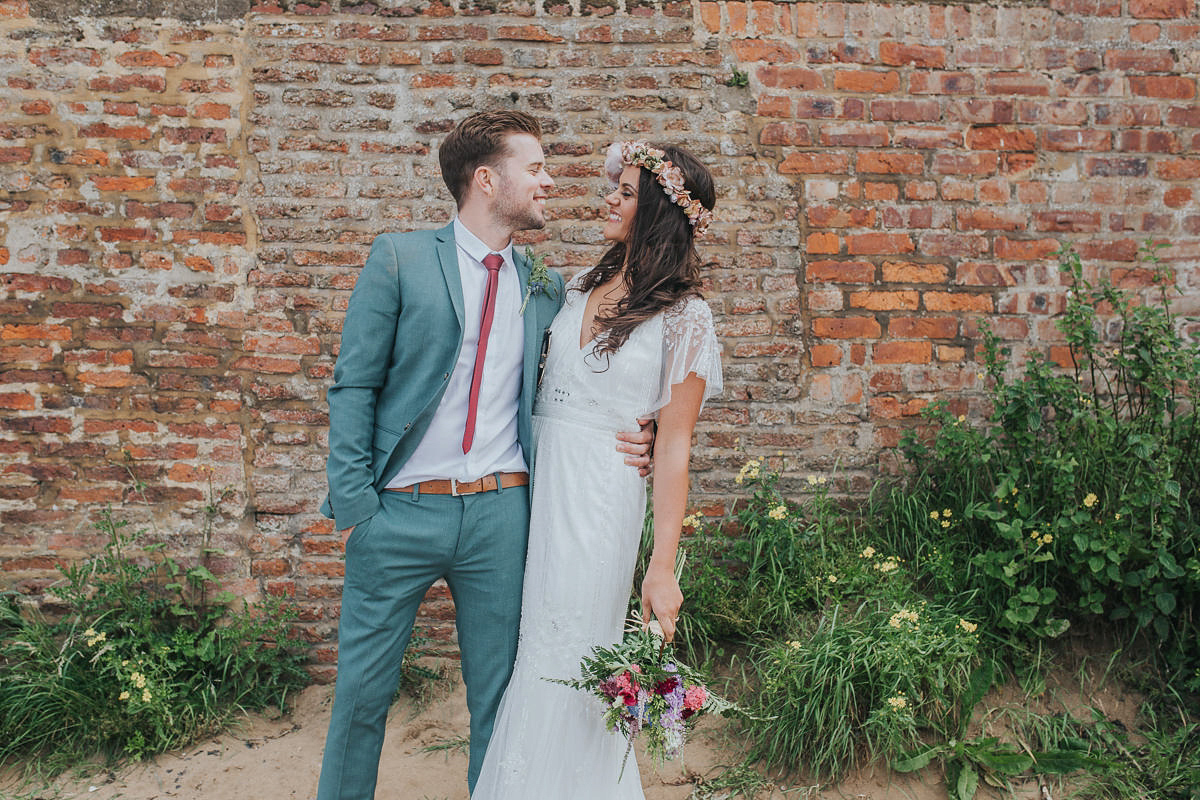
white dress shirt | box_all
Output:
[385,218,528,486]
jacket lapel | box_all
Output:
[513,246,541,404]
[435,223,464,329]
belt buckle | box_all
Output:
[449,478,460,497]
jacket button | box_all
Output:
[404,423,410,430]
[443,372,449,380]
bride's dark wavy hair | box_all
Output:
[576,144,716,359]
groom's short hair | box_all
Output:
[439,110,542,206]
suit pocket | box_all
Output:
[370,425,405,482]
[345,510,377,553]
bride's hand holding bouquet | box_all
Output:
[551,616,736,778]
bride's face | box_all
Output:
[602,165,639,243]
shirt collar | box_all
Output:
[453,217,514,270]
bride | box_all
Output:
[471,142,721,798]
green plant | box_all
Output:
[878,242,1200,679]
[743,599,981,780]
[726,68,749,87]
[420,735,469,758]
[0,481,309,776]
[671,461,853,656]
[894,662,1099,799]
[395,627,451,711]
[688,760,776,799]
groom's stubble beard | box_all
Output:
[493,169,547,233]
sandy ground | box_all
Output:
[2,663,1095,800]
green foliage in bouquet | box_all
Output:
[0,489,309,776]
[875,243,1200,682]
[552,625,736,777]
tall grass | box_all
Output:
[0,485,309,776]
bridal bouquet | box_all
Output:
[552,620,734,776]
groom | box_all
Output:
[316,110,652,799]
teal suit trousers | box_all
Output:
[316,485,529,798]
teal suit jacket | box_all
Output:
[321,223,565,530]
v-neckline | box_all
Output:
[577,281,624,352]
[577,286,600,352]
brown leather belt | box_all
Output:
[385,471,529,496]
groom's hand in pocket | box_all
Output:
[616,417,656,478]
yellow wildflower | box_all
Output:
[1083,492,1098,508]
[827,574,839,584]
[930,510,940,520]
[1040,534,1053,545]
[736,459,761,485]
[132,672,146,689]
[788,640,802,650]
[119,691,130,701]
[889,609,920,628]
[142,689,152,703]
[806,475,818,486]
[876,558,900,574]
[1031,530,1040,540]
[860,546,876,559]
[681,513,702,529]
[887,695,908,711]
[768,504,788,520]
[942,509,952,518]
[941,520,951,529]
[958,619,978,633]
[1114,513,1122,520]
[957,414,966,423]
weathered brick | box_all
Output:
[847,233,915,255]
[849,290,919,311]
[779,152,851,174]
[1129,0,1194,18]
[879,41,946,68]
[873,340,933,364]
[923,292,995,312]
[1129,75,1196,98]
[812,316,883,339]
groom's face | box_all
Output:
[491,133,554,232]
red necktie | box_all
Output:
[463,252,504,453]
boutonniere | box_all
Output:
[520,246,558,315]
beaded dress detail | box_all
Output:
[472,270,721,799]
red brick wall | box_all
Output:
[2,0,1197,672]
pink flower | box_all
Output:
[683,685,707,711]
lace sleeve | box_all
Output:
[648,296,723,416]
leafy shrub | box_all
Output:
[0,495,309,774]
[877,243,1200,681]
[672,462,850,652]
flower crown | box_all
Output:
[604,141,713,237]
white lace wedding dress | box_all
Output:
[471,272,722,799]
